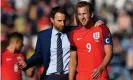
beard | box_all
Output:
[15,48,21,53]
[55,26,65,32]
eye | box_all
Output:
[83,13,86,15]
[78,13,81,15]
[58,20,62,22]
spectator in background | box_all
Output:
[126,34,133,80]
[14,17,26,34]
[117,11,132,34]
[37,1,51,32]
[38,16,51,31]
[109,33,131,80]
[15,0,29,16]
[1,32,24,80]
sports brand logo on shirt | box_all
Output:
[6,58,12,61]
[77,38,82,40]
[93,32,100,40]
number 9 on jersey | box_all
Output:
[86,43,91,52]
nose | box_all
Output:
[61,21,65,26]
[81,15,85,19]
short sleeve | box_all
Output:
[69,31,77,51]
[17,53,25,60]
[101,25,113,45]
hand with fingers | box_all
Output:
[17,57,27,69]
[94,20,104,27]
[91,66,104,79]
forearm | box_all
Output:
[100,53,112,69]
[26,54,42,69]
[100,45,113,69]
[69,60,77,80]
[69,51,77,80]
[25,34,42,68]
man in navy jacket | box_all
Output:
[18,6,71,80]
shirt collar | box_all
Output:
[52,27,63,36]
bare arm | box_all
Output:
[100,26,113,69]
[92,44,113,79]
[100,44,113,69]
[69,50,77,80]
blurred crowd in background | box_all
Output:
[1,0,133,80]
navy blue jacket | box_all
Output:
[25,27,72,79]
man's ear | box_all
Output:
[50,18,54,23]
[11,38,17,44]
[16,39,20,44]
[91,13,94,18]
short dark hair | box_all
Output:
[76,1,94,13]
[50,6,67,18]
[8,32,23,41]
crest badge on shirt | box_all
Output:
[93,32,100,42]
[14,64,18,72]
